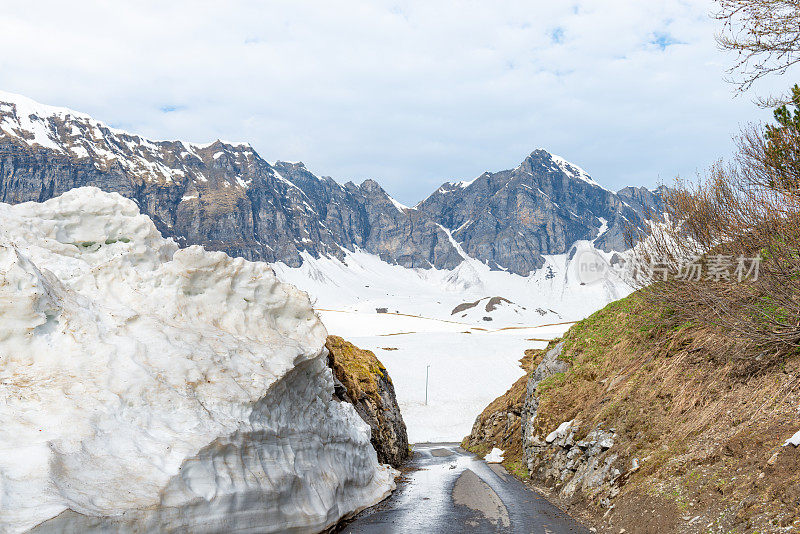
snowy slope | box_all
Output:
[0,90,255,185]
[273,242,630,327]
[0,188,395,533]
[273,243,632,442]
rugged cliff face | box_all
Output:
[325,336,410,468]
[272,162,463,270]
[417,150,665,274]
[0,91,663,277]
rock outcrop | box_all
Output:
[524,419,622,509]
[521,341,569,450]
[325,336,410,467]
[521,341,622,508]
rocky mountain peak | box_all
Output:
[275,160,305,169]
[521,149,605,189]
[0,91,664,277]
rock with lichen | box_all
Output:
[325,336,410,467]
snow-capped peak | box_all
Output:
[0,91,249,160]
[0,91,92,152]
[0,91,258,186]
[0,90,92,122]
[549,153,603,188]
[527,149,608,191]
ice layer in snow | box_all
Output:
[0,187,395,533]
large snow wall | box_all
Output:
[0,187,395,533]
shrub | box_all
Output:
[630,90,800,371]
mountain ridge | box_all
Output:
[0,90,663,275]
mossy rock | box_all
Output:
[326,335,388,410]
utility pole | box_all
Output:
[425,365,430,406]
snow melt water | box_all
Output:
[0,188,395,533]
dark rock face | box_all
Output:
[325,336,410,468]
[521,341,569,460]
[272,163,463,270]
[0,94,663,276]
[417,150,664,275]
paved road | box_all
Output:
[340,443,590,533]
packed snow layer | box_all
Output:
[0,187,395,534]
[273,244,632,442]
[484,448,505,463]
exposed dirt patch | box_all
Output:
[452,299,482,315]
[485,296,513,312]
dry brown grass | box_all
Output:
[532,292,800,532]
[629,119,800,373]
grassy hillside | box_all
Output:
[464,291,800,532]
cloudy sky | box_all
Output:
[0,1,791,204]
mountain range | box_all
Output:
[0,91,664,275]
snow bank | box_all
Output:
[0,187,395,533]
[784,429,800,447]
[484,448,504,463]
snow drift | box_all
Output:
[0,187,395,533]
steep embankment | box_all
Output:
[465,292,800,533]
[326,335,410,467]
[0,187,397,534]
[461,349,538,479]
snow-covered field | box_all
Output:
[0,188,395,533]
[274,244,632,443]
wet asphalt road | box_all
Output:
[340,443,591,534]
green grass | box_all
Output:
[536,372,567,394]
[503,459,529,479]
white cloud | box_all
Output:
[0,0,791,203]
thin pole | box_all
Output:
[425,365,430,405]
